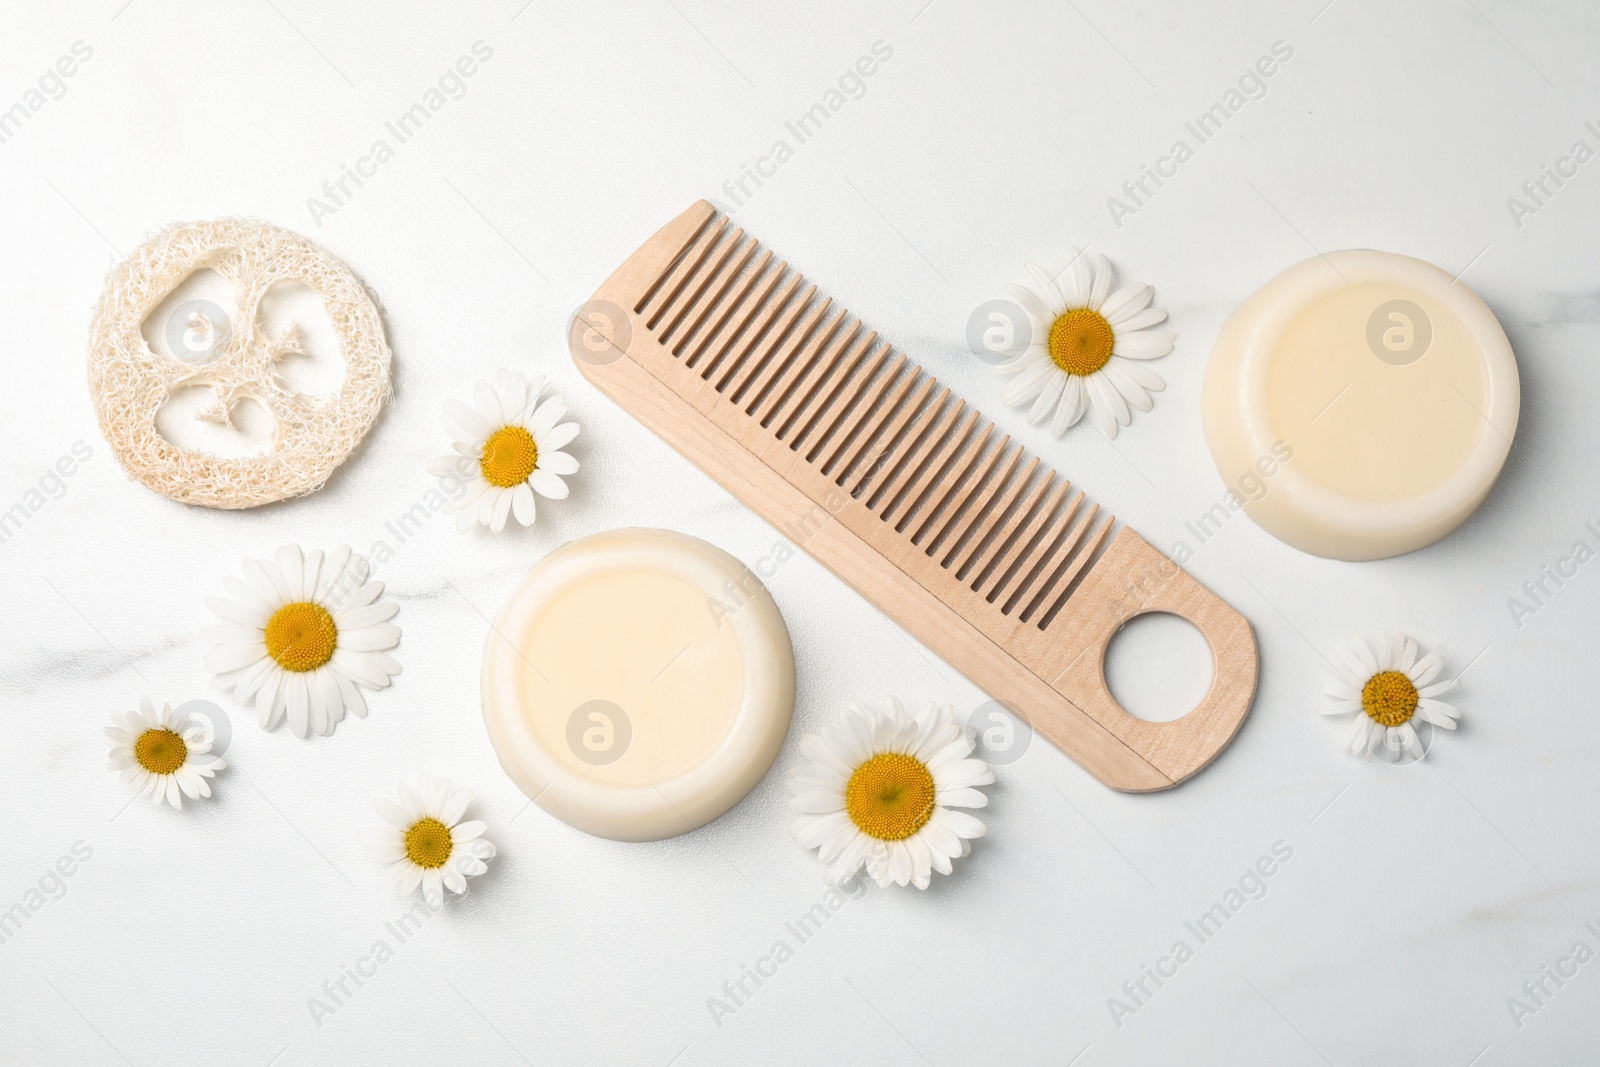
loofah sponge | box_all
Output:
[87,218,392,509]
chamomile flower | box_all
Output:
[425,369,580,533]
[205,544,401,739]
[1321,632,1461,760]
[104,698,226,809]
[787,698,992,890]
[993,251,1174,438]
[359,774,496,908]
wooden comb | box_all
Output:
[569,201,1257,791]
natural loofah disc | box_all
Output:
[88,218,392,509]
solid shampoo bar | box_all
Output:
[481,528,795,841]
[1203,250,1520,561]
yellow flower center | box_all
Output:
[480,425,538,488]
[134,728,188,775]
[404,818,454,868]
[1047,307,1115,376]
[264,601,338,672]
[845,752,937,842]
[1362,670,1418,727]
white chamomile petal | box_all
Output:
[1320,633,1462,761]
[1329,645,1370,688]
[1063,251,1093,308]
[1102,362,1153,411]
[1027,373,1067,425]
[1086,375,1121,437]
[538,449,580,476]
[431,369,582,532]
[1101,283,1153,324]
[512,483,536,526]
[1114,307,1168,333]
[361,774,495,907]
[988,252,1172,438]
[1408,648,1446,687]
[1052,376,1089,436]
[786,698,991,890]
[524,402,565,444]
[1026,262,1067,310]
[491,487,513,532]
[1419,677,1457,698]
[529,470,569,499]
[998,356,1055,405]
[425,454,466,479]
[1382,632,1406,672]
[442,398,491,443]
[205,545,399,738]
[541,420,582,454]
[1111,330,1176,359]
[220,575,273,617]
[1004,281,1055,325]
[1348,638,1380,676]
[1086,253,1113,310]
[105,700,226,808]
[1418,701,1460,729]
[1109,355,1165,392]
[491,372,524,427]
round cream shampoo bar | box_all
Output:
[481,528,795,841]
[1203,250,1520,561]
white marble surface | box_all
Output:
[2,1,1598,1064]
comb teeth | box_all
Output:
[628,212,1114,632]
[579,201,1262,793]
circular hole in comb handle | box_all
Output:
[1104,612,1214,723]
